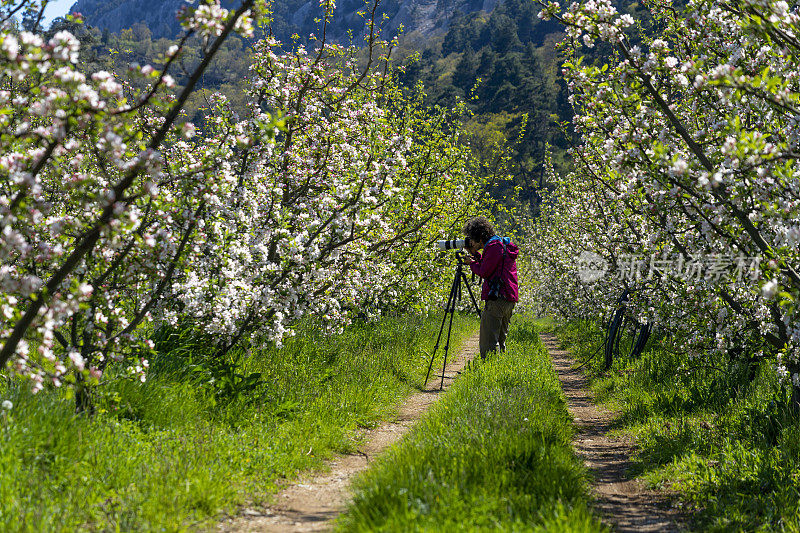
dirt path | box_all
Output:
[540,333,685,532]
[219,332,480,533]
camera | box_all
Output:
[436,237,473,251]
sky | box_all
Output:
[42,0,75,26]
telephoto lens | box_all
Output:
[436,239,466,250]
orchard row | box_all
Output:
[0,0,483,396]
[528,0,800,404]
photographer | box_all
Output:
[462,216,519,360]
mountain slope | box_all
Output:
[71,0,502,41]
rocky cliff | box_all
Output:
[70,0,501,41]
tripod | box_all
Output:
[424,252,483,390]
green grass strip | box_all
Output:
[0,314,476,532]
[338,318,606,532]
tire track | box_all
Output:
[541,332,685,532]
[219,332,480,533]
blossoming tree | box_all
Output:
[0,0,482,406]
[531,0,800,406]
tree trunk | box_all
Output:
[75,378,95,415]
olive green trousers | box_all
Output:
[479,298,516,359]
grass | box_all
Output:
[556,320,800,532]
[0,313,476,532]
[337,317,606,532]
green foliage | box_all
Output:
[558,321,800,532]
[147,325,267,407]
[338,318,605,532]
[0,314,477,532]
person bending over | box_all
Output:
[463,216,519,359]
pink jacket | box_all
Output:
[469,236,519,302]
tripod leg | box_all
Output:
[440,292,458,390]
[424,268,459,386]
[440,270,463,390]
[460,272,483,372]
[460,272,482,318]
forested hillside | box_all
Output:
[395,0,568,219]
